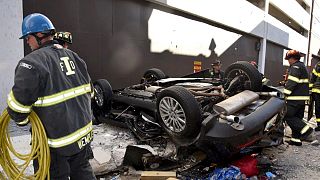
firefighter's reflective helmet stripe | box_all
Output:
[312,88,320,94]
[301,125,311,134]
[48,121,92,148]
[286,96,310,100]
[316,118,320,122]
[287,75,309,83]
[17,118,29,125]
[34,84,91,107]
[290,138,301,142]
[7,91,32,113]
[283,88,292,95]
[312,69,320,77]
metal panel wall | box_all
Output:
[23,0,267,89]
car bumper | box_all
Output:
[197,97,285,149]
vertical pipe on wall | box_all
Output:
[307,0,315,68]
[258,0,269,74]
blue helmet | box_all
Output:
[20,13,55,39]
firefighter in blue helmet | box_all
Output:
[7,13,96,179]
[283,50,313,146]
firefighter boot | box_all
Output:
[315,123,320,131]
[288,138,302,146]
[301,128,314,141]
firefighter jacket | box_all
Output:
[7,40,93,156]
[310,61,320,94]
[210,70,225,80]
[283,61,309,104]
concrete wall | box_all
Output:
[0,0,24,112]
[310,0,320,56]
[149,0,312,53]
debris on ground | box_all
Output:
[4,113,320,179]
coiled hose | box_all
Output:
[0,109,50,179]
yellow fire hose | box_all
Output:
[0,109,50,179]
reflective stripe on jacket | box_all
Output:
[310,62,320,94]
[284,61,309,103]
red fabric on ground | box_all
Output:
[231,155,259,177]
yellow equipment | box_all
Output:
[0,109,50,179]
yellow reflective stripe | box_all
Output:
[7,91,32,113]
[48,121,92,148]
[17,118,29,125]
[301,125,311,134]
[286,96,310,100]
[34,84,91,107]
[312,88,320,94]
[283,88,292,95]
[290,138,301,142]
[316,118,320,122]
[287,75,309,83]
[309,83,314,88]
[312,69,320,77]
[262,78,267,83]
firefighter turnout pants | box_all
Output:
[284,103,311,140]
[33,144,96,180]
[313,92,320,124]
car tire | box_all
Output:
[92,79,113,124]
[224,61,262,92]
[142,68,166,83]
[156,86,201,145]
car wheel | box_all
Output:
[157,86,201,145]
[92,79,113,124]
[142,68,166,83]
[224,61,262,92]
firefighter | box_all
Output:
[283,50,313,146]
[7,13,96,179]
[249,61,270,85]
[210,60,225,80]
[310,61,320,131]
[54,31,72,48]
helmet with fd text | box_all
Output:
[54,31,73,45]
[20,13,55,39]
[285,50,302,60]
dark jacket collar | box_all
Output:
[39,40,60,49]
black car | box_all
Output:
[91,61,285,158]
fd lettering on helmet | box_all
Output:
[60,57,76,75]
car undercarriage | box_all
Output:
[91,61,286,160]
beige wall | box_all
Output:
[0,0,24,112]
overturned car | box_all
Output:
[92,61,285,159]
